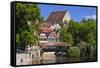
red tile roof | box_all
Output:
[40,23,52,33]
[41,28,51,32]
[46,10,67,21]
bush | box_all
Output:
[68,46,80,58]
[84,43,93,58]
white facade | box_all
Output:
[39,33,47,46]
[63,11,71,23]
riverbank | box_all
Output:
[16,52,56,65]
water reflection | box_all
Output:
[31,52,81,64]
[31,56,80,64]
[31,53,96,64]
[16,52,96,65]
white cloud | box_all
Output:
[85,15,96,20]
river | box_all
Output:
[16,52,96,65]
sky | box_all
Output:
[38,4,96,22]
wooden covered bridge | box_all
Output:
[39,42,70,56]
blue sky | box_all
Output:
[38,4,96,22]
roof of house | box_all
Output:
[46,10,67,21]
[41,23,52,28]
[40,23,52,33]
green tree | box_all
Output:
[86,33,95,45]
[64,19,96,58]
[68,19,80,45]
[16,3,41,33]
[68,19,96,46]
[80,19,96,58]
[16,34,20,44]
[68,46,80,58]
[16,3,42,48]
[60,27,73,46]
[19,31,38,46]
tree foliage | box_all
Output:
[60,19,96,58]
[16,3,42,48]
[16,3,41,33]
[60,25,73,46]
[68,47,80,58]
[67,19,96,45]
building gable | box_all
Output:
[46,10,71,25]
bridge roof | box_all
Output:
[40,42,69,48]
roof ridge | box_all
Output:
[51,10,67,13]
[46,10,68,22]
